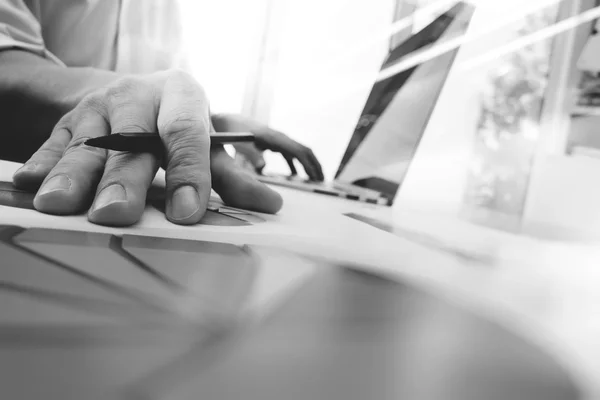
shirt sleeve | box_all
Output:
[0,0,63,65]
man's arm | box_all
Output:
[0,50,120,162]
[3,49,282,226]
[0,50,324,182]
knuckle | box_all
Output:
[63,135,105,158]
[30,124,72,161]
[159,113,210,141]
[40,138,68,157]
[105,85,128,104]
[168,168,211,190]
[166,69,195,85]
[101,153,158,190]
[169,151,204,173]
[113,116,153,133]
[79,92,107,114]
[170,148,202,166]
[171,131,203,149]
[167,153,210,185]
[104,152,132,171]
[98,170,130,190]
[159,111,198,130]
[292,145,305,155]
[67,135,94,149]
[32,148,63,165]
[69,93,109,127]
[168,170,202,189]
[52,149,104,173]
[170,127,208,152]
[167,68,192,80]
[105,77,145,104]
[54,111,75,130]
[113,76,143,91]
[165,69,208,98]
[45,123,72,151]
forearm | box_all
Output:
[0,50,121,162]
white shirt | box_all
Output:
[0,0,187,73]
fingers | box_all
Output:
[88,152,158,226]
[32,105,109,214]
[296,147,324,181]
[88,80,160,226]
[258,128,324,181]
[12,121,71,190]
[213,114,323,180]
[14,72,281,226]
[284,156,297,176]
[282,141,322,181]
[211,146,282,214]
[157,71,212,224]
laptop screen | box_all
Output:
[334,2,474,203]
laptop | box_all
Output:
[259,2,475,205]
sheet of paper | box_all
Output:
[0,161,334,248]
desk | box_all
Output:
[133,266,579,400]
[251,185,600,400]
[0,160,598,399]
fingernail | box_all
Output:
[169,185,200,221]
[15,163,37,175]
[90,184,127,214]
[37,174,71,197]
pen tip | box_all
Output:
[84,137,100,147]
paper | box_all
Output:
[0,160,333,247]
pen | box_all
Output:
[84,132,255,153]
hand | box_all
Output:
[12,70,282,226]
[212,114,324,181]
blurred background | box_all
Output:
[178,0,447,178]
[177,0,600,238]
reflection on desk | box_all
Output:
[134,267,579,400]
[0,225,315,399]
